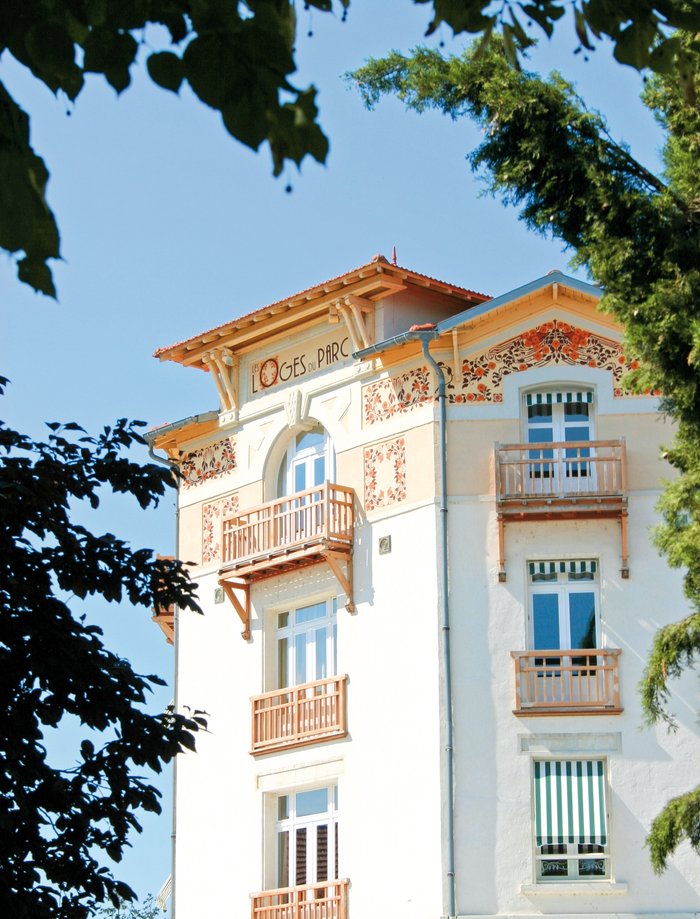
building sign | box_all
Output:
[250,329,350,394]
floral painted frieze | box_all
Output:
[454,319,637,403]
[364,438,407,512]
[363,367,431,425]
[181,436,237,489]
[202,493,239,566]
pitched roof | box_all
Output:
[154,255,489,366]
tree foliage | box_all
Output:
[0,379,205,917]
[2,0,700,296]
[351,31,700,871]
[97,893,164,918]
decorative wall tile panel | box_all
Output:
[364,438,407,512]
[181,436,237,489]
[362,367,431,425]
[451,319,640,403]
[202,493,239,565]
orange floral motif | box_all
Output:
[363,368,431,425]
[364,438,407,511]
[452,318,639,403]
[202,493,239,565]
[181,436,237,489]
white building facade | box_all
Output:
[150,257,700,919]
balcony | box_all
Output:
[511,649,622,715]
[251,676,348,755]
[495,440,628,578]
[251,880,349,919]
[221,482,353,577]
[218,483,355,638]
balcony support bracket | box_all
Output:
[325,549,355,613]
[218,578,251,640]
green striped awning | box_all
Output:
[526,391,593,406]
[529,560,597,578]
[534,760,607,846]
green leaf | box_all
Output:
[649,37,681,76]
[146,51,183,94]
[614,19,657,69]
[83,29,138,93]
[24,20,83,100]
[16,257,56,298]
[574,8,594,51]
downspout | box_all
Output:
[421,338,456,919]
[148,430,204,919]
[353,332,456,918]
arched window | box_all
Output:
[277,425,334,498]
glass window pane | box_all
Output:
[315,627,327,680]
[295,828,307,886]
[314,456,325,486]
[278,612,289,629]
[277,830,289,888]
[533,593,560,649]
[564,402,589,421]
[294,463,306,493]
[569,592,597,649]
[277,637,288,689]
[296,430,324,451]
[528,404,553,423]
[316,824,328,882]
[278,795,289,820]
[295,602,326,625]
[295,633,307,685]
[296,788,328,817]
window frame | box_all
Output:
[275,598,338,690]
[275,784,339,890]
[527,560,601,655]
[531,758,611,884]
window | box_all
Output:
[533,760,609,881]
[524,390,593,487]
[276,599,337,690]
[276,786,339,889]
[514,560,621,712]
[529,560,599,659]
[277,426,334,498]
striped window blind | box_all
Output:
[534,760,607,847]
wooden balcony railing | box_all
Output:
[495,440,629,580]
[511,649,622,715]
[496,439,627,507]
[251,676,348,755]
[251,879,349,919]
[222,482,354,569]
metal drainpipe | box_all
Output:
[421,337,456,919]
[148,443,181,919]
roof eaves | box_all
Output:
[435,271,601,334]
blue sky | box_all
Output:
[1,1,664,907]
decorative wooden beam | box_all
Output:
[325,550,355,613]
[337,303,363,353]
[203,354,230,411]
[219,578,251,640]
[345,295,373,349]
[452,329,461,382]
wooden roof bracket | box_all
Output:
[219,578,251,640]
[325,549,355,613]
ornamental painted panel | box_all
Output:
[363,367,431,426]
[181,436,237,489]
[451,319,639,403]
[202,493,239,566]
[364,438,407,512]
